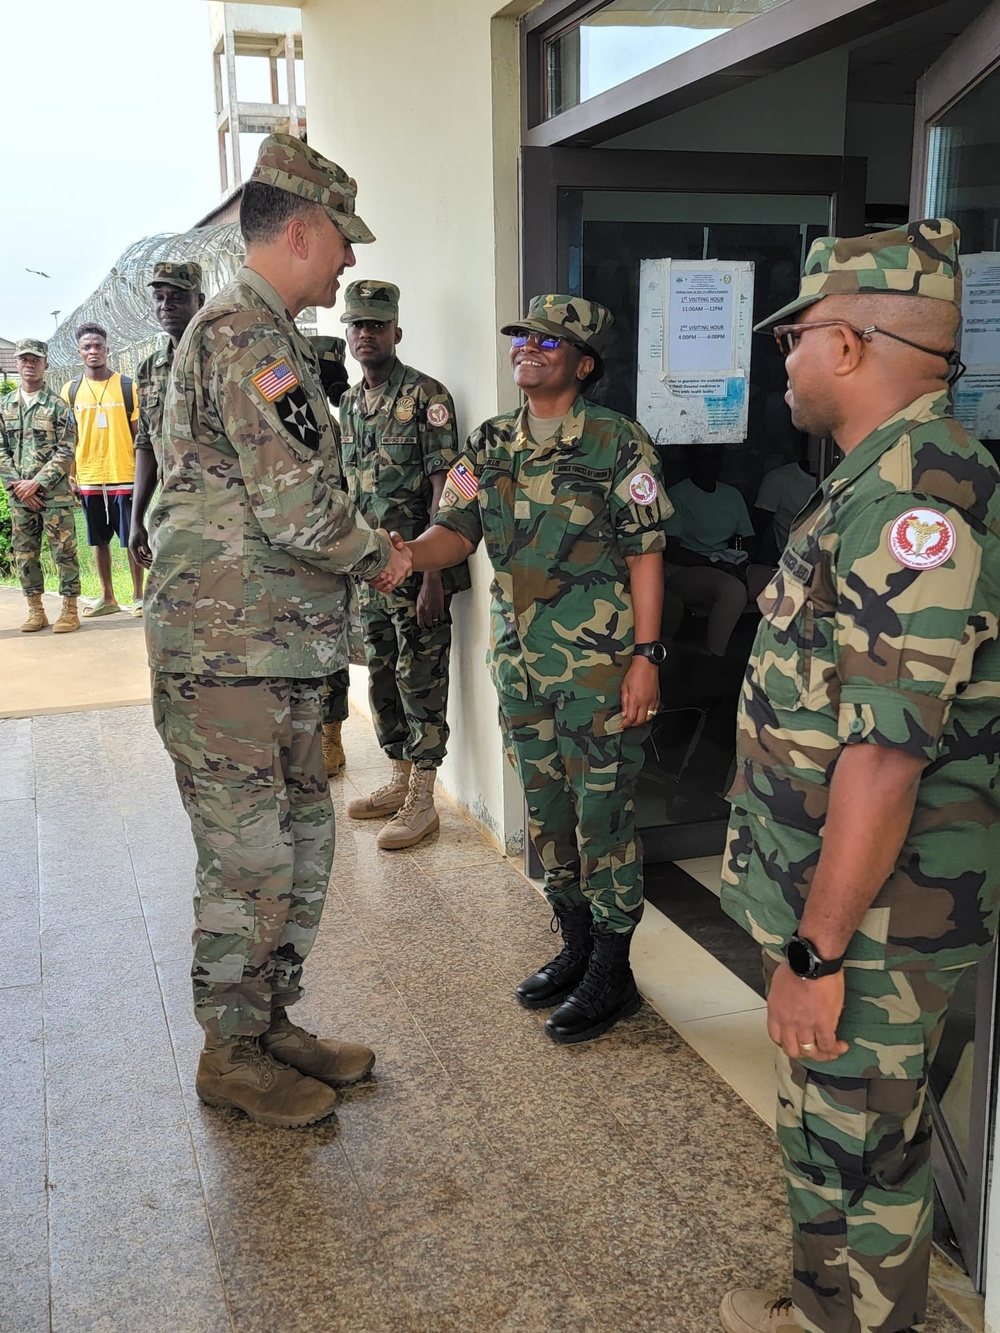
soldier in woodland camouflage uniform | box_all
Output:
[339,280,470,848]
[0,338,81,633]
[129,261,205,571]
[146,133,411,1129]
[389,295,671,1043]
[718,220,1000,1333]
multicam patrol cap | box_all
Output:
[148,260,203,291]
[755,217,962,332]
[340,280,400,324]
[15,337,48,359]
[501,294,614,367]
[250,132,375,245]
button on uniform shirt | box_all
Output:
[339,358,470,600]
[0,385,77,505]
[135,342,175,469]
[145,265,389,679]
[721,392,1000,974]
[433,397,672,702]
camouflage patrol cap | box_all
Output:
[250,133,375,245]
[148,260,203,291]
[501,294,614,365]
[340,280,400,324]
[756,217,962,332]
[15,337,48,359]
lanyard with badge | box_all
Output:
[89,378,112,429]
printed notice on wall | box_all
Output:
[955,253,1000,440]
[636,259,754,445]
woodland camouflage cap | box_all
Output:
[340,281,400,324]
[250,133,375,245]
[501,294,614,361]
[15,338,48,358]
[756,217,962,331]
[148,261,203,291]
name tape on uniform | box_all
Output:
[252,358,299,402]
[446,460,479,500]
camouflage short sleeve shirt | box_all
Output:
[145,265,390,679]
[135,342,174,466]
[339,358,470,599]
[721,393,1000,970]
[0,385,77,506]
[434,397,671,701]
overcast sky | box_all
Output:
[1,0,222,340]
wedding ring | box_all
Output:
[646,708,657,717]
[800,1042,816,1051]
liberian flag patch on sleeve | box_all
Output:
[252,358,299,402]
[446,460,480,500]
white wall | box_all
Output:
[299,0,534,853]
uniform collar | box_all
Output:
[238,265,295,324]
[514,395,587,455]
[823,391,951,497]
[352,358,406,418]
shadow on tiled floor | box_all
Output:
[0,708,970,1332]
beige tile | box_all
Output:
[633,903,766,1026]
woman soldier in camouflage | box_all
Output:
[381,295,672,1044]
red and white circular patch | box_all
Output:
[427,402,450,428]
[887,507,957,570]
[629,472,658,506]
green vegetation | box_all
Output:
[0,506,136,602]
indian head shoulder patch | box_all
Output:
[887,507,957,570]
[251,358,299,402]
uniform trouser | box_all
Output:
[764,951,967,1333]
[152,673,334,1043]
[11,504,81,597]
[498,687,648,934]
[322,669,350,725]
[361,588,453,770]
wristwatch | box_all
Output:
[633,642,668,664]
[784,934,845,980]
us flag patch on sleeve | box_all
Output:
[252,358,299,402]
[446,460,479,500]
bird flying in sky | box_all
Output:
[26,268,51,278]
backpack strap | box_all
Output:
[120,375,134,419]
[69,375,82,407]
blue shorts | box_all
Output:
[80,488,133,548]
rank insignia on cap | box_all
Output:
[252,358,299,402]
[628,472,658,506]
[394,395,415,424]
[427,402,450,428]
[888,507,956,570]
[446,460,479,500]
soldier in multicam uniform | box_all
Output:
[389,295,671,1043]
[0,337,81,634]
[718,220,1000,1333]
[339,280,471,849]
[129,261,205,570]
[145,133,411,1128]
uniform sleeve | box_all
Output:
[610,425,671,556]
[432,431,485,549]
[134,361,154,454]
[129,378,140,423]
[211,325,390,580]
[0,412,16,489]
[419,385,460,476]
[832,494,994,759]
[34,399,77,491]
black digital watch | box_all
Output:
[784,934,845,980]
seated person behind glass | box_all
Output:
[663,444,773,657]
[753,434,815,561]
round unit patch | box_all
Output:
[628,472,658,507]
[394,395,415,424]
[887,507,957,570]
[427,402,450,428]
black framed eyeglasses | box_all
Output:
[769,321,966,384]
[511,333,563,350]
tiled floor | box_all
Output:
[0,705,973,1332]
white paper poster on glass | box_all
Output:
[954,253,1000,440]
[636,259,754,445]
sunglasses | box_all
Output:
[770,321,966,385]
[511,333,564,351]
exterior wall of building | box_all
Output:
[300,0,536,853]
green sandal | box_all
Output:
[82,600,122,618]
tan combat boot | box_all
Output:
[346,758,412,820]
[52,596,81,634]
[377,767,440,850]
[20,594,48,633]
[322,721,346,777]
[719,1291,798,1333]
[195,1035,338,1128]
[261,1006,375,1087]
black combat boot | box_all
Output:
[516,902,594,1009]
[545,924,641,1043]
